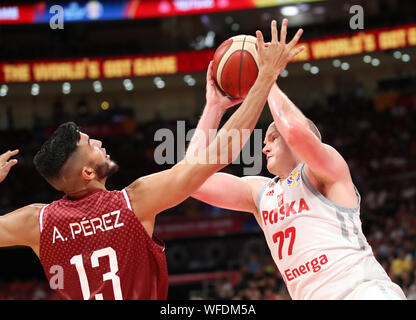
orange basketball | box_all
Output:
[212,35,259,99]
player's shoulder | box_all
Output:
[0,203,45,225]
[322,143,346,159]
[28,203,47,209]
[4,203,45,238]
[16,203,45,216]
[241,175,271,185]
[242,176,273,204]
[321,143,351,171]
[309,143,351,181]
[24,203,48,225]
[124,171,156,194]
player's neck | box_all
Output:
[274,159,302,180]
[65,180,106,198]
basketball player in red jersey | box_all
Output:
[0,20,297,300]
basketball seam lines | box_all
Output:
[238,36,247,99]
[244,50,259,74]
[239,44,258,95]
[220,48,241,99]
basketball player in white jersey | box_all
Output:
[190,19,407,300]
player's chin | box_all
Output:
[96,159,119,180]
[107,160,119,175]
[266,158,276,172]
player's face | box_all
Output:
[262,124,292,173]
[78,132,119,180]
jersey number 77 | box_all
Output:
[273,226,296,260]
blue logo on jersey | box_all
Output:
[286,170,300,187]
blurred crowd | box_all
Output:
[0,81,415,299]
[0,281,57,300]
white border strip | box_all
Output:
[39,205,48,233]
[122,189,132,211]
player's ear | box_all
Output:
[81,166,96,182]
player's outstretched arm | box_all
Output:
[186,60,243,156]
[265,20,352,185]
[186,61,265,217]
[127,20,286,224]
[0,204,42,255]
[192,173,269,218]
[268,84,350,184]
[0,151,41,254]
[189,19,305,217]
[188,22,304,156]
[0,149,19,183]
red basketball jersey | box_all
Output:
[38,188,168,300]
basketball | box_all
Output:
[212,35,259,99]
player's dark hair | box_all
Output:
[33,122,81,181]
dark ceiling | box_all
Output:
[1,0,415,61]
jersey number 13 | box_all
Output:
[70,246,123,300]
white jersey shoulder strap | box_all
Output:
[38,204,49,233]
[256,176,279,209]
[299,162,361,213]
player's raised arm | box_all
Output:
[267,19,351,184]
[126,20,287,223]
[190,19,305,217]
[189,20,304,156]
[0,151,38,252]
[186,61,243,156]
[187,61,266,216]
[267,84,351,184]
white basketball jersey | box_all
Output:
[257,162,394,300]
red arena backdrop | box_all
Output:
[0,0,324,24]
[1,23,416,83]
[0,50,215,83]
[154,215,255,240]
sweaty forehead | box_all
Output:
[266,123,278,137]
[264,123,278,144]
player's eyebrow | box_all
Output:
[263,131,273,144]
[264,129,278,144]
